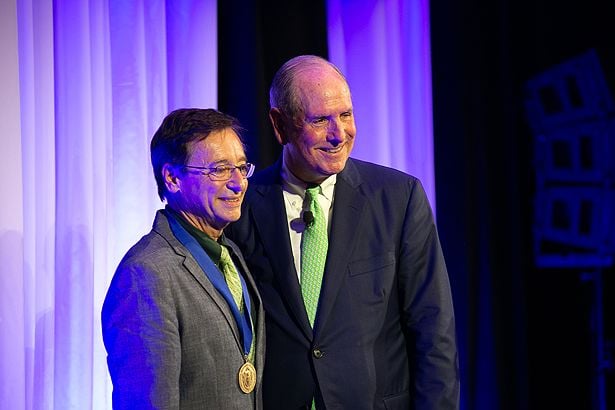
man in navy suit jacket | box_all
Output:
[227,55,459,409]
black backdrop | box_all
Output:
[218,1,614,408]
[217,0,328,169]
[431,0,614,409]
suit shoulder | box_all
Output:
[247,162,280,186]
[115,229,179,273]
[347,158,421,190]
[242,163,281,202]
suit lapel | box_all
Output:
[315,160,366,334]
[250,177,314,341]
[153,211,244,351]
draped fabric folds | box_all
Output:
[327,0,436,209]
[1,0,435,408]
[2,1,217,408]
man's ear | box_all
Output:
[269,108,290,145]
[162,163,181,194]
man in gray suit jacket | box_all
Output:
[226,56,459,409]
[102,108,265,409]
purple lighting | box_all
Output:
[327,0,436,212]
[8,1,218,408]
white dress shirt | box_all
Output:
[280,158,336,282]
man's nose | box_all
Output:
[327,119,344,143]
[226,168,245,191]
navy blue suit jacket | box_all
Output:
[227,158,459,409]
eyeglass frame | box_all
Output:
[181,162,255,181]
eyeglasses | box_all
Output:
[182,163,255,181]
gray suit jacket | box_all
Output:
[102,210,265,410]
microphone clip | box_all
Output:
[302,210,314,227]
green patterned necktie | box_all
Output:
[301,185,328,328]
[220,245,243,311]
[220,245,255,363]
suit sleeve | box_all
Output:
[102,261,181,410]
[399,179,460,409]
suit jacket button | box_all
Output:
[313,349,323,359]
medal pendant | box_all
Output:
[238,361,256,394]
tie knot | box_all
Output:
[220,245,232,265]
[306,185,320,201]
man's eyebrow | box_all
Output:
[210,157,248,165]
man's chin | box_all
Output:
[321,161,348,176]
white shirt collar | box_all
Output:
[280,156,337,201]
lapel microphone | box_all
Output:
[302,210,314,227]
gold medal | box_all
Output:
[238,361,257,394]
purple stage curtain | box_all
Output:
[2,0,434,408]
[327,0,436,211]
[1,1,217,408]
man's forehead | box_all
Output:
[298,83,352,110]
[187,130,244,159]
[295,65,347,87]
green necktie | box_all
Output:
[301,185,328,328]
[220,245,255,363]
[220,245,243,311]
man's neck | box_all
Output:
[166,205,222,241]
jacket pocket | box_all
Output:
[383,389,410,409]
[348,252,395,277]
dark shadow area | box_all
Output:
[431,0,614,408]
[218,0,615,408]
[218,0,328,169]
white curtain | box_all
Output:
[2,0,433,408]
[327,0,436,209]
[1,1,217,408]
[1,0,27,408]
